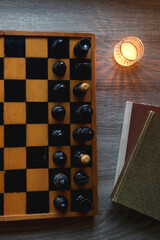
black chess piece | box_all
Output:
[53,151,67,166]
[74,38,91,58]
[75,62,91,79]
[51,105,66,121]
[52,83,67,99]
[76,104,93,121]
[76,194,93,212]
[73,83,89,98]
[53,173,68,189]
[74,170,90,185]
[52,129,65,145]
[51,38,66,56]
[52,61,66,77]
[73,127,94,142]
[74,150,91,165]
[54,195,68,211]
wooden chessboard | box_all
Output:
[0,30,97,221]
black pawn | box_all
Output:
[52,129,64,145]
[51,105,66,121]
[51,38,65,56]
[53,173,68,189]
[53,151,67,166]
[73,127,94,142]
[74,170,90,185]
[52,83,67,98]
[77,195,93,212]
[76,104,93,120]
[54,195,68,211]
[75,62,91,79]
[52,61,66,77]
[74,38,91,58]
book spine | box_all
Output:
[114,101,133,186]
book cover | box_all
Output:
[114,101,160,186]
[111,111,160,221]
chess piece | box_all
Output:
[74,150,91,165]
[75,62,91,79]
[76,104,93,120]
[51,38,66,55]
[74,38,91,58]
[51,105,66,121]
[73,127,94,142]
[53,151,67,166]
[76,194,93,212]
[52,83,67,98]
[52,61,66,77]
[74,170,90,185]
[73,83,89,98]
[54,195,68,211]
[53,173,68,189]
[52,129,64,144]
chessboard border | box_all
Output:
[0,30,98,221]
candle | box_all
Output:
[114,37,144,66]
[121,43,137,60]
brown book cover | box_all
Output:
[111,111,160,221]
[114,101,160,186]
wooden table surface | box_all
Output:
[0,0,160,239]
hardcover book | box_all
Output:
[111,111,160,221]
[114,101,160,186]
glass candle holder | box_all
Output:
[114,36,144,66]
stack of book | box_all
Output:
[111,101,160,221]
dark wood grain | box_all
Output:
[0,0,160,239]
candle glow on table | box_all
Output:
[114,37,144,66]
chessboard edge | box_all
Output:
[0,30,95,38]
[2,210,96,222]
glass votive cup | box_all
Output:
[114,36,144,66]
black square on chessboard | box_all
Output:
[0,103,3,125]
[71,146,92,168]
[26,58,48,79]
[71,189,93,212]
[0,59,3,79]
[26,102,48,124]
[49,168,71,190]
[27,146,48,169]
[48,81,70,102]
[70,102,92,123]
[5,170,26,193]
[70,59,91,80]
[49,124,70,146]
[0,149,4,171]
[4,36,25,57]
[48,37,69,58]
[0,194,3,215]
[27,191,49,214]
[4,124,26,147]
[4,80,26,102]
